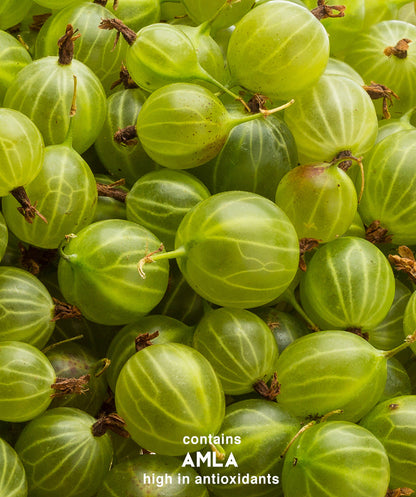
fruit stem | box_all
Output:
[10,186,48,224]
[383,330,416,359]
[280,421,316,460]
[98,18,137,47]
[96,179,128,202]
[320,409,343,423]
[281,288,320,332]
[138,245,186,279]
[41,335,84,355]
[210,443,226,461]
[94,358,111,378]
[197,0,241,36]
[63,75,77,148]
[230,99,295,127]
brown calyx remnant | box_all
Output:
[388,403,400,411]
[10,186,48,224]
[52,298,82,322]
[30,13,52,31]
[93,0,108,6]
[50,374,90,398]
[384,39,412,59]
[110,63,139,90]
[135,331,160,352]
[311,0,346,20]
[19,244,58,275]
[58,24,81,65]
[137,244,165,279]
[334,150,354,171]
[253,372,280,401]
[386,488,414,497]
[388,246,416,284]
[247,94,270,114]
[365,220,392,244]
[299,238,320,272]
[363,82,399,120]
[98,18,137,49]
[96,179,128,202]
[113,0,119,10]
[114,125,138,146]
[92,413,130,438]
[346,327,369,341]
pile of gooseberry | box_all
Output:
[1,1,416,496]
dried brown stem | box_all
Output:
[114,125,138,146]
[50,374,90,398]
[135,331,160,352]
[347,327,369,341]
[11,186,48,224]
[365,220,392,244]
[363,82,399,119]
[384,39,412,59]
[93,0,108,5]
[58,24,81,65]
[52,298,82,321]
[110,63,139,90]
[92,413,130,438]
[386,488,414,497]
[30,13,52,31]
[299,238,320,272]
[137,244,164,279]
[388,246,416,284]
[96,180,128,202]
[311,0,346,20]
[253,372,280,401]
[98,18,137,48]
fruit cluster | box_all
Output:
[1,1,416,496]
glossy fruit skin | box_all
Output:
[359,130,416,244]
[199,399,300,497]
[0,437,27,497]
[282,421,390,497]
[35,2,126,93]
[4,56,106,154]
[381,358,412,402]
[227,1,329,100]
[299,237,395,331]
[360,395,416,489]
[57,219,169,325]
[0,30,32,105]
[93,174,127,223]
[94,88,156,187]
[193,307,278,395]
[115,343,225,455]
[0,213,8,263]
[193,114,297,201]
[174,191,299,308]
[0,0,33,30]
[0,341,55,422]
[136,83,231,169]
[0,266,55,347]
[403,290,416,356]
[15,407,113,497]
[0,108,44,196]
[97,454,209,497]
[126,169,210,251]
[3,143,98,249]
[284,74,378,164]
[107,0,161,32]
[275,162,358,242]
[276,330,387,422]
[106,314,194,392]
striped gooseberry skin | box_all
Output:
[94,88,156,187]
[0,267,55,348]
[15,407,113,497]
[282,421,390,497]
[107,0,160,32]
[0,0,32,30]
[174,191,299,308]
[181,0,254,30]
[193,114,298,201]
[35,3,126,93]
[381,358,411,403]
[192,307,278,395]
[0,213,7,262]
[4,56,106,154]
[358,130,416,245]
[97,454,208,497]
[345,20,416,116]
[106,314,194,392]
[2,143,98,249]
[227,1,329,101]
[299,237,395,331]
[136,83,231,169]
[199,399,300,497]
[57,219,169,325]
[284,74,378,164]
[275,161,358,243]
[31,0,84,9]
[0,437,27,497]
[276,331,387,422]
[0,341,55,422]
[360,395,416,489]
[403,290,416,356]
[0,31,31,104]
[324,57,364,85]
[115,343,225,455]
[0,108,44,196]
[126,169,210,251]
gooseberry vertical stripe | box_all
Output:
[0,438,27,497]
